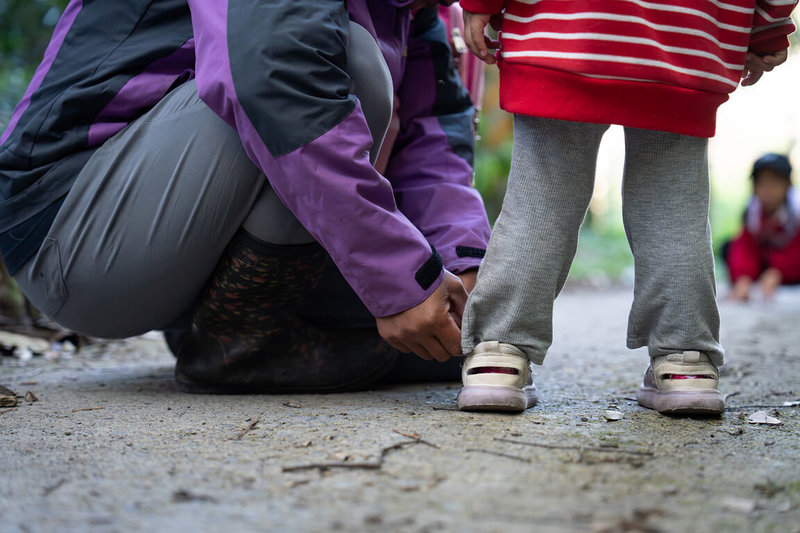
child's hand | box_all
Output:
[741,49,788,86]
[463,10,502,64]
[759,268,782,300]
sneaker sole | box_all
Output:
[636,386,724,416]
[457,385,538,413]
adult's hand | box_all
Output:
[457,269,478,293]
[376,271,467,362]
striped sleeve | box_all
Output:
[750,0,797,54]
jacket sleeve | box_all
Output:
[749,0,798,54]
[186,0,444,317]
[726,228,763,282]
[384,8,491,275]
[766,230,800,283]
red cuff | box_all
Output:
[459,0,505,14]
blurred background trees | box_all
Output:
[1,0,68,324]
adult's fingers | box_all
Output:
[408,341,435,360]
[434,312,463,358]
[442,271,468,326]
[415,334,454,362]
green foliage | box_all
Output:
[0,0,68,123]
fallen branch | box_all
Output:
[466,447,531,463]
[495,437,654,456]
[232,415,261,440]
[71,406,105,413]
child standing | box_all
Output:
[457,0,796,415]
[726,153,800,301]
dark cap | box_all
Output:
[752,153,792,181]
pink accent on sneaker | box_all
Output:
[467,367,519,375]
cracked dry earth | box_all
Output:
[1,286,799,533]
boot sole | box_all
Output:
[636,386,724,416]
[457,385,538,413]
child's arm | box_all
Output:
[742,0,798,86]
[460,1,504,65]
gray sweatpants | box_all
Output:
[462,116,724,366]
[14,22,392,339]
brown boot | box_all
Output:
[175,231,397,394]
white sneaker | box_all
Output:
[636,351,724,416]
[457,341,538,412]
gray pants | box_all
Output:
[462,116,724,366]
[15,23,392,339]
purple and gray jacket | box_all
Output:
[0,0,490,317]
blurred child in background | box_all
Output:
[725,153,800,301]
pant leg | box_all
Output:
[15,80,265,338]
[621,128,724,366]
[462,116,608,363]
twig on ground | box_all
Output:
[42,479,67,496]
[723,391,741,402]
[466,447,531,463]
[9,368,44,380]
[232,415,261,440]
[71,406,105,413]
[430,405,458,411]
[495,437,654,456]
[725,404,798,411]
[281,401,302,408]
[282,435,431,473]
[392,428,441,449]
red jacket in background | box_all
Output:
[726,188,800,284]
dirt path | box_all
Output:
[1,287,799,532]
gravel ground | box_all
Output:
[1,286,799,533]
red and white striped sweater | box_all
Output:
[460,0,797,136]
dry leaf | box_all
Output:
[747,410,782,425]
[0,384,17,408]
